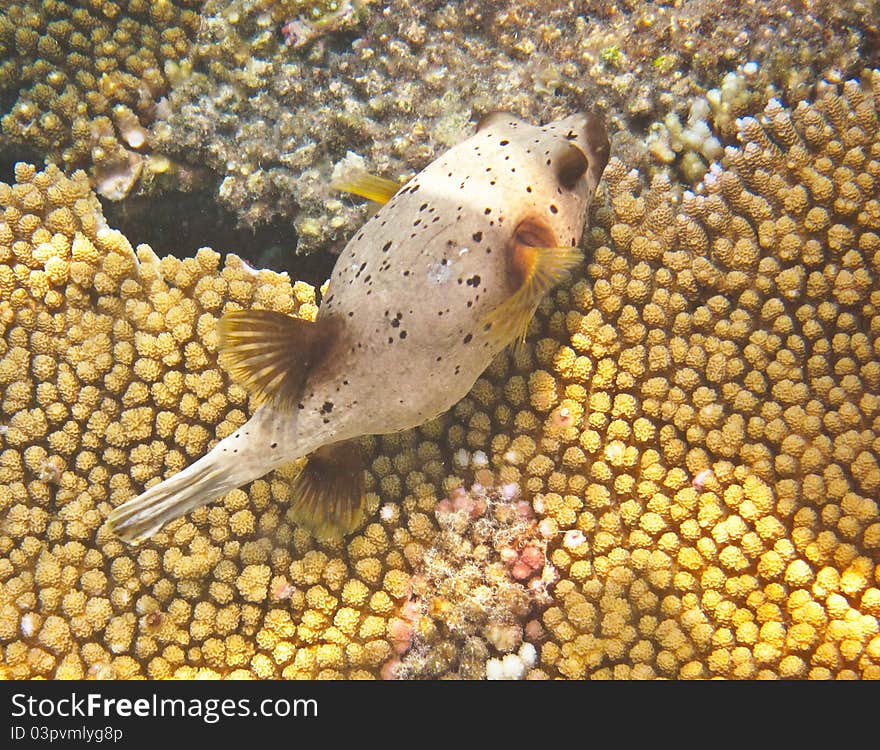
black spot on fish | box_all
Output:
[399,330,407,339]
[550,204,558,214]
[484,207,492,214]
[463,333,473,344]
[500,139,509,146]
[382,241,392,252]
[466,275,481,287]
[321,401,334,414]
[472,231,482,242]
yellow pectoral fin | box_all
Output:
[331,171,401,205]
[217,310,337,408]
[482,246,583,348]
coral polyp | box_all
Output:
[0,1,879,681]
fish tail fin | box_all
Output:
[106,453,239,544]
[287,440,367,538]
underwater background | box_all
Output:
[1,0,879,679]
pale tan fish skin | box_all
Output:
[107,112,610,543]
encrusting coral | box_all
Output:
[152,0,871,252]
[0,0,203,200]
[2,70,880,679]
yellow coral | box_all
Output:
[0,164,416,678]
[0,1,202,198]
[3,71,880,682]
[366,74,880,680]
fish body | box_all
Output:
[108,112,610,543]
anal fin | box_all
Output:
[217,310,338,408]
[483,245,583,347]
[288,440,367,538]
[331,171,400,204]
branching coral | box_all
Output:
[0,163,421,679]
[0,0,203,199]
[361,72,880,679]
[2,70,879,680]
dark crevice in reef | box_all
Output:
[0,145,47,179]
[99,190,338,289]
[0,152,337,288]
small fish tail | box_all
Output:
[106,456,236,544]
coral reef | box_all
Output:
[152,0,873,252]
[0,0,203,199]
[391,472,550,680]
[0,163,421,678]
[2,69,880,680]
[358,72,880,679]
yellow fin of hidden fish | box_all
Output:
[288,440,367,538]
[217,310,337,408]
[483,246,583,347]
[331,171,400,204]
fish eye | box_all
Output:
[555,143,589,189]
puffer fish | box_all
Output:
[107,111,610,543]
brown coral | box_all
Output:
[0,0,202,199]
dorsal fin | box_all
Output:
[331,171,400,204]
[287,440,367,538]
[217,310,337,408]
[482,244,583,348]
